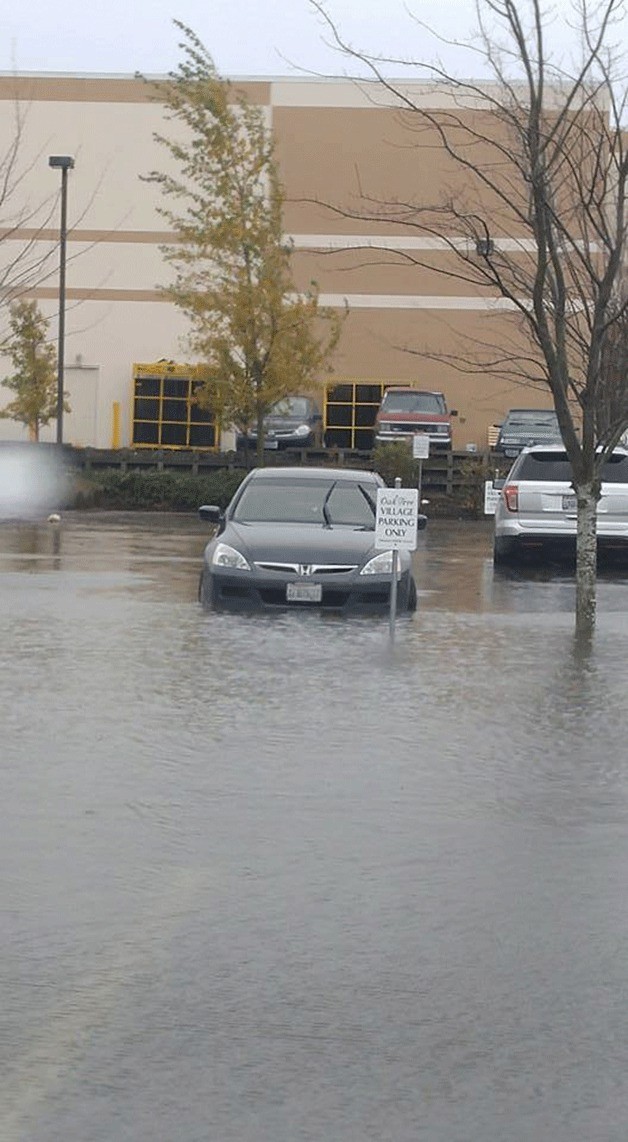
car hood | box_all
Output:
[224,521,378,564]
[377,411,449,424]
[245,415,313,436]
[264,415,308,430]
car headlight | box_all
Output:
[294,424,311,437]
[211,542,251,571]
[360,551,400,576]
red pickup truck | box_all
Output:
[374,387,457,450]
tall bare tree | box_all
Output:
[310,0,628,634]
[599,298,628,439]
[145,24,343,465]
[0,99,59,343]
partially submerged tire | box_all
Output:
[392,573,417,613]
[198,569,212,607]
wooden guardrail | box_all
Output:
[59,445,499,497]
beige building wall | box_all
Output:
[0,73,555,450]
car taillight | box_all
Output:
[503,483,519,511]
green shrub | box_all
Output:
[455,455,489,517]
[373,441,422,486]
[451,454,511,518]
[72,468,246,511]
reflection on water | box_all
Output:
[0,521,62,569]
[1,513,628,1142]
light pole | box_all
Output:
[48,155,74,446]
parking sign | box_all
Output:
[375,487,419,551]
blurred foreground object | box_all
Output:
[0,445,68,520]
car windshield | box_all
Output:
[233,478,376,526]
[504,411,559,427]
[381,391,445,414]
[514,452,628,483]
[269,397,310,418]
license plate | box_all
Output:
[286,582,322,603]
[264,438,278,450]
[562,494,577,511]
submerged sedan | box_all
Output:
[198,466,424,612]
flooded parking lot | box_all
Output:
[1,513,628,1141]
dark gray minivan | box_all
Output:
[495,409,562,458]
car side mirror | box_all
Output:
[199,505,222,523]
[417,513,428,531]
[450,409,459,417]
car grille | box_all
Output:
[254,562,357,575]
[380,423,448,436]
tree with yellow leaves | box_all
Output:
[0,299,65,441]
[146,24,343,465]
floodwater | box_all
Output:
[1,513,628,1142]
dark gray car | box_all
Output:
[198,466,424,612]
[495,408,562,458]
[236,396,322,451]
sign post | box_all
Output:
[375,479,419,641]
[412,433,430,506]
[483,478,502,515]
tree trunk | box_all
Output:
[255,405,265,468]
[575,482,597,637]
[28,422,39,442]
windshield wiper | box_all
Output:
[321,481,337,527]
[357,484,377,518]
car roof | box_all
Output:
[504,408,557,414]
[247,466,379,481]
[383,386,443,395]
[518,444,628,456]
[272,394,312,401]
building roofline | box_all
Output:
[0,71,609,112]
[0,70,518,86]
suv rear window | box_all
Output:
[513,451,628,483]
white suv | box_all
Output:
[493,446,628,564]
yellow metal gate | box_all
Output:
[132,362,217,449]
[323,381,386,450]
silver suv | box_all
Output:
[493,446,628,564]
